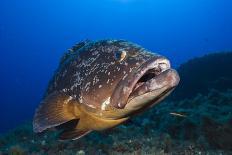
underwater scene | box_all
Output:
[0,0,232,155]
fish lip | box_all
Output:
[127,69,180,104]
[111,56,175,109]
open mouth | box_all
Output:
[128,60,172,101]
[132,67,166,92]
[111,56,177,109]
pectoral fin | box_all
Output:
[33,92,79,133]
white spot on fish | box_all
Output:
[93,75,99,85]
[92,50,99,56]
[64,96,73,104]
[79,96,83,104]
[86,104,96,109]
[72,95,77,98]
[101,97,111,110]
[123,87,130,94]
[70,83,78,91]
[62,88,68,92]
[84,82,91,92]
[73,72,82,87]
[122,74,128,80]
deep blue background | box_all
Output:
[0,0,232,133]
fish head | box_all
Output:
[110,51,180,112]
[80,40,179,115]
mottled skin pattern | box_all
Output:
[47,40,155,110]
[33,39,180,140]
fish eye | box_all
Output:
[114,50,127,62]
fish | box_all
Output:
[33,39,180,140]
[170,112,187,118]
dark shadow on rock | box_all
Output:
[169,52,232,101]
[202,117,232,151]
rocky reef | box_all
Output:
[170,52,232,101]
[0,52,232,155]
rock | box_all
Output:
[41,140,46,146]
[170,52,232,101]
[163,134,172,153]
[202,117,232,150]
[9,145,27,155]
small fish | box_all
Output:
[33,39,180,140]
[170,112,187,117]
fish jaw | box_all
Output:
[110,56,180,110]
[125,69,179,111]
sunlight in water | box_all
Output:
[112,0,135,3]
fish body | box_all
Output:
[33,39,180,140]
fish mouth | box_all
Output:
[111,56,180,109]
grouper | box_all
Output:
[33,39,180,140]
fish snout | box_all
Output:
[123,68,180,112]
[164,69,180,88]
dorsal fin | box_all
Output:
[60,40,91,65]
[33,92,80,133]
[71,39,91,51]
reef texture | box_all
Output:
[170,52,232,101]
[0,91,231,154]
[0,52,232,155]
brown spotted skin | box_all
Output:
[46,40,158,110]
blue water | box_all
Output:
[0,0,231,133]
